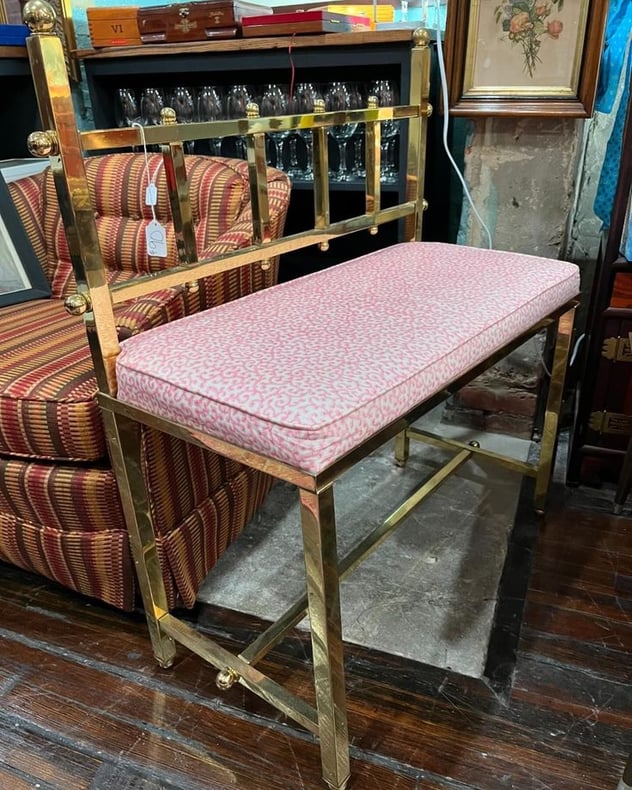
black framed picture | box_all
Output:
[0,170,51,307]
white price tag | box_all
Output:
[145,183,157,206]
[146,219,167,257]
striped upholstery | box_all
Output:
[39,154,251,296]
[0,510,134,610]
[0,153,291,609]
[0,299,105,461]
[0,454,274,610]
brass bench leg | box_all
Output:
[534,306,576,512]
[394,429,410,467]
[104,409,177,669]
[299,485,351,790]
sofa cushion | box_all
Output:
[0,299,105,461]
[116,242,581,476]
[38,154,250,297]
[0,456,125,532]
[0,156,292,463]
[0,510,134,610]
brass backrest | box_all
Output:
[23,0,431,398]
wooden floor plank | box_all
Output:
[0,484,630,790]
[519,627,632,686]
[0,718,102,790]
[526,580,632,624]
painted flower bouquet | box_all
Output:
[494,1,564,78]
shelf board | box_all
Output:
[76,30,417,61]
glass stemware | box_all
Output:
[197,85,224,156]
[287,82,322,180]
[224,84,253,159]
[324,82,361,181]
[369,79,400,184]
[259,83,290,170]
[114,87,140,128]
[140,87,165,127]
[167,86,196,153]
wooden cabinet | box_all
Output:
[568,87,632,485]
[0,47,41,159]
[78,31,461,278]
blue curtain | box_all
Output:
[593,0,632,227]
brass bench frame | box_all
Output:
[24,5,575,788]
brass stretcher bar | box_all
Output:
[23,4,576,788]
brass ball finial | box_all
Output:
[160,107,177,125]
[64,293,91,316]
[246,101,259,119]
[27,129,58,157]
[23,0,56,33]
[413,28,431,48]
[216,668,239,690]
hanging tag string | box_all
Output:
[131,121,164,222]
[131,121,168,258]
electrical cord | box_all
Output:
[433,0,493,250]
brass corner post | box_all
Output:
[24,0,119,396]
[406,28,432,242]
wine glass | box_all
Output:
[167,86,196,152]
[259,83,290,170]
[197,85,224,156]
[224,84,253,159]
[369,80,400,184]
[287,82,322,180]
[348,84,368,180]
[114,87,140,128]
[140,87,165,127]
[324,82,361,181]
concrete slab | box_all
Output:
[197,409,531,678]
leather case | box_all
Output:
[137,1,272,43]
[241,10,370,37]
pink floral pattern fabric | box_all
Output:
[116,242,580,475]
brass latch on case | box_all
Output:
[601,335,632,362]
[589,411,632,435]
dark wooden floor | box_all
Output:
[1,480,630,789]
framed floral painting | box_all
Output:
[444,1,609,117]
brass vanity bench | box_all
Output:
[24,5,579,788]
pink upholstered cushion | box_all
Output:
[116,242,580,475]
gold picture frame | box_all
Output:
[0,0,80,81]
[47,0,81,82]
[444,0,608,117]
[0,0,22,24]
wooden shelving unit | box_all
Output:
[0,47,40,159]
[568,85,632,485]
[77,31,461,278]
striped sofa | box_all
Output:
[0,153,291,610]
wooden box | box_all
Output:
[137,1,272,43]
[87,7,141,48]
[242,9,370,36]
